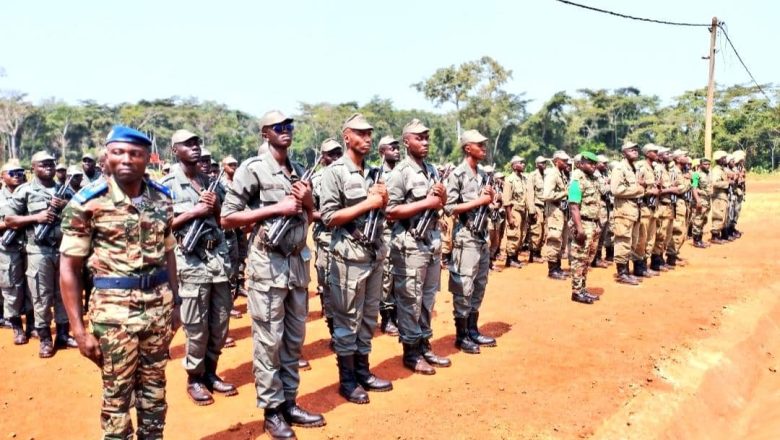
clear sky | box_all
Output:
[1,0,775,115]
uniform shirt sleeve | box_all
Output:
[443,170,461,216]
[386,165,407,209]
[319,165,342,227]
[3,186,27,216]
[221,162,257,218]
[59,200,92,257]
[568,179,582,204]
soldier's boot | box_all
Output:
[37,327,54,358]
[326,317,335,352]
[556,259,570,276]
[54,323,79,349]
[605,246,615,262]
[379,309,399,336]
[710,231,726,245]
[571,290,595,305]
[693,234,708,248]
[505,255,523,268]
[666,254,677,269]
[615,263,639,286]
[10,317,28,345]
[421,338,451,367]
[731,225,742,238]
[263,406,297,440]
[354,353,393,392]
[186,374,215,406]
[24,311,37,339]
[402,342,435,375]
[649,255,663,273]
[282,399,325,428]
[547,261,567,281]
[203,358,238,396]
[724,227,736,241]
[454,317,480,354]
[467,312,497,347]
[590,252,609,268]
[336,355,369,404]
[655,254,671,271]
[645,258,660,276]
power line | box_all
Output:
[553,0,711,27]
[717,24,772,101]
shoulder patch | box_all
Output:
[73,181,108,204]
[147,179,172,198]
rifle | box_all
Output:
[32,174,75,245]
[361,157,386,245]
[179,170,225,255]
[469,171,495,234]
[264,155,322,248]
[411,164,452,239]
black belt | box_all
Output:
[93,269,169,290]
[581,216,599,223]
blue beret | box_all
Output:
[105,125,152,147]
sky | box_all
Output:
[1,0,775,116]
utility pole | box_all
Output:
[704,16,718,160]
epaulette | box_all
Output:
[452,165,466,177]
[158,173,175,184]
[73,180,108,204]
[147,179,172,198]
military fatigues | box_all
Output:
[221,152,311,409]
[709,164,730,234]
[379,162,396,318]
[541,167,568,262]
[444,161,490,319]
[487,188,505,261]
[593,169,612,260]
[529,169,546,255]
[568,169,601,291]
[667,163,691,258]
[730,165,745,229]
[502,172,532,258]
[311,169,334,320]
[80,169,104,188]
[386,158,441,345]
[610,159,643,264]
[0,186,28,321]
[60,176,176,440]
[634,160,657,262]
[650,162,674,258]
[691,170,712,237]
[161,165,232,378]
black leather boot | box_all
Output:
[402,342,435,375]
[666,254,677,268]
[454,317,480,354]
[38,326,54,358]
[10,316,27,345]
[187,374,214,406]
[571,290,595,304]
[54,323,78,349]
[615,263,639,285]
[649,255,663,272]
[203,357,238,396]
[336,355,369,404]
[421,338,451,367]
[505,255,523,268]
[380,309,399,336]
[282,399,325,428]
[467,312,497,347]
[24,311,37,339]
[693,234,708,248]
[605,246,614,262]
[354,353,393,392]
[547,261,566,280]
[264,406,296,439]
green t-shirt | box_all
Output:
[691,171,700,189]
[568,179,582,204]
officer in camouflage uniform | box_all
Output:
[386,119,451,375]
[161,129,237,406]
[649,146,674,273]
[691,158,712,248]
[320,113,393,404]
[0,161,30,345]
[634,144,660,278]
[4,151,77,357]
[59,126,180,440]
[567,152,602,305]
[220,110,324,438]
[591,155,611,268]
[377,135,400,336]
[729,150,746,238]
[709,150,731,244]
[610,142,643,285]
[444,129,497,355]
[542,150,571,280]
[502,155,532,269]
[528,156,547,263]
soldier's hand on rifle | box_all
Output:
[479,186,495,206]
[425,194,444,211]
[292,181,314,211]
[36,208,57,224]
[277,195,302,216]
[431,182,446,205]
[192,192,217,217]
[51,196,67,210]
[368,182,388,209]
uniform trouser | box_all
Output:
[392,251,441,345]
[594,207,609,258]
[606,211,615,247]
[93,303,172,440]
[504,209,527,257]
[711,196,729,232]
[651,204,673,256]
[542,205,567,262]
[179,281,231,376]
[732,194,744,225]
[0,249,28,318]
[571,221,601,291]
[315,242,333,319]
[488,219,505,259]
[691,199,711,236]
[380,229,395,312]
[667,201,688,256]
[529,204,545,252]
[329,256,382,356]
[448,240,490,319]
[247,282,307,409]
[612,215,639,265]
[27,251,68,329]
[634,207,656,261]
[440,216,454,255]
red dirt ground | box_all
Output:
[1,178,778,440]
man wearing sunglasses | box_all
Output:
[3,151,76,357]
[0,162,31,345]
[221,110,324,439]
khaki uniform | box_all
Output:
[502,172,533,257]
[610,159,643,264]
[161,165,232,377]
[710,164,730,233]
[541,167,568,262]
[650,162,674,257]
[311,169,334,319]
[529,169,546,252]
[731,165,745,227]
[444,161,490,319]
[60,176,176,440]
[667,164,691,257]
[386,158,441,345]
[594,169,612,256]
[634,160,657,261]
[0,185,28,319]
[691,170,712,236]
[221,152,311,409]
[319,155,386,355]
[569,169,601,291]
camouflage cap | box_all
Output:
[171,129,200,146]
[460,129,488,146]
[320,138,342,153]
[378,135,399,146]
[672,149,688,158]
[733,150,746,161]
[552,150,570,161]
[342,113,373,132]
[402,118,429,135]
[713,150,728,161]
[621,141,639,151]
[31,151,56,163]
[82,152,96,161]
[66,165,83,176]
[259,110,293,128]
[700,157,711,164]
[641,143,659,154]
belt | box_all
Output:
[581,215,599,223]
[93,269,169,290]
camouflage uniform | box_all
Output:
[568,168,601,292]
[60,176,176,440]
[221,152,311,409]
[0,185,28,322]
[528,168,546,256]
[379,162,396,323]
[709,163,730,235]
[541,166,568,262]
[650,161,673,261]
[502,171,532,259]
[666,162,691,259]
[691,168,712,237]
[634,160,657,263]
[610,159,642,266]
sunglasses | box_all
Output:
[7,170,24,178]
[272,123,294,134]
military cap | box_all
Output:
[700,157,711,163]
[510,155,525,164]
[259,110,293,128]
[378,135,399,146]
[726,154,734,162]
[200,148,212,158]
[171,129,200,146]
[31,151,56,163]
[672,149,688,158]
[402,118,429,135]
[66,165,83,176]
[222,155,238,165]
[621,141,639,151]
[535,156,547,164]
[210,159,218,166]
[552,150,570,161]
[596,154,609,163]
[580,151,598,162]
[482,165,494,174]
[55,163,67,171]
[106,125,152,147]
[733,150,746,161]
[342,113,373,131]
[713,150,728,161]
[573,154,582,162]
[656,146,670,154]
[320,138,342,153]
[494,172,505,179]
[82,152,96,161]
[641,143,658,154]
[460,129,488,147]
[1,161,23,173]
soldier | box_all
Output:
[59,126,181,440]
[528,156,546,263]
[311,138,343,347]
[377,135,401,336]
[691,158,712,248]
[220,155,246,320]
[503,156,532,269]
[220,110,324,437]
[81,152,103,186]
[568,152,602,304]
[385,118,451,374]
[665,151,691,267]
[198,148,213,175]
[160,129,237,406]
[439,163,456,268]
[634,144,660,278]
[319,113,393,404]
[488,170,506,271]
[610,142,643,285]
[542,151,571,280]
[3,151,77,357]
[0,162,30,344]
[709,150,731,244]
[729,150,747,238]
[648,147,675,273]
[66,165,84,195]
[444,129,497,354]
[55,163,68,185]
[591,155,612,268]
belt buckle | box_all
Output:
[140,274,151,290]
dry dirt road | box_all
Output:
[1,177,778,440]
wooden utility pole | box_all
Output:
[704,16,718,160]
